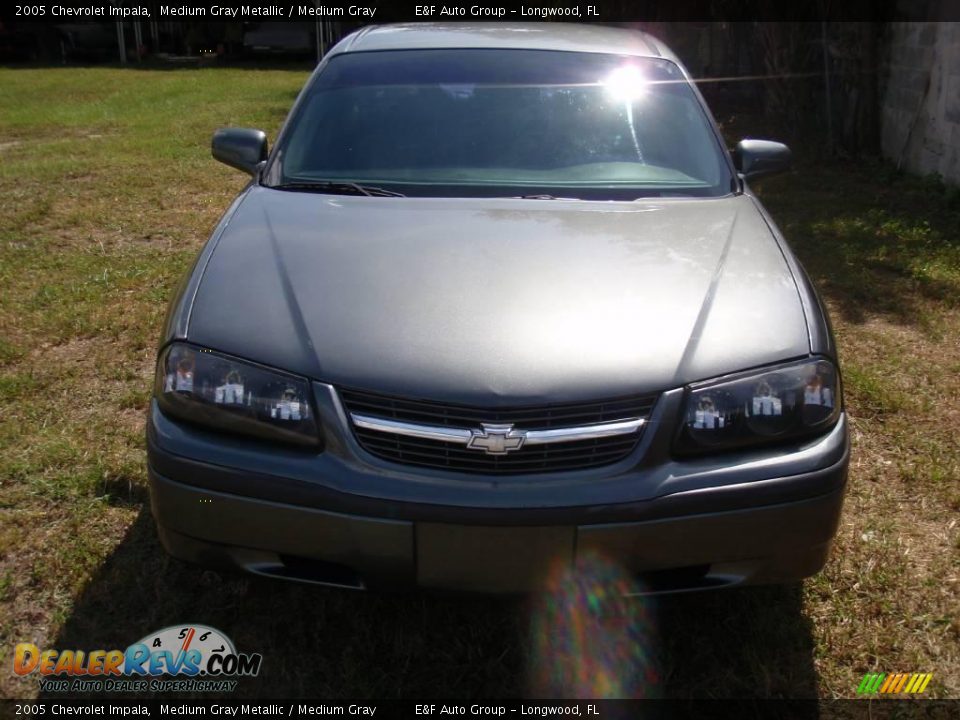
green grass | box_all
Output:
[0,67,958,701]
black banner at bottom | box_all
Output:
[2,699,959,720]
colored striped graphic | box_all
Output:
[857,672,933,694]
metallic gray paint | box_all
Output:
[211,128,268,176]
[733,139,793,180]
[184,190,810,404]
[150,466,846,592]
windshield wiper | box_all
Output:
[515,191,669,201]
[271,180,405,197]
[511,193,580,200]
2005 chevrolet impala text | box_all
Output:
[147,23,849,594]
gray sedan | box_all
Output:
[147,23,849,594]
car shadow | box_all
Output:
[42,510,816,706]
[658,585,818,703]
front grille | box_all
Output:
[339,388,658,475]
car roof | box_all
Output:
[331,22,680,64]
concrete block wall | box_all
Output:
[881,21,960,184]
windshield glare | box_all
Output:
[267,49,734,199]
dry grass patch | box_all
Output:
[758,164,960,698]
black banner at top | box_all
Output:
[1,0,951,24]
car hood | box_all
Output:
[187,187,809,404]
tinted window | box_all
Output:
[269,49,733,199]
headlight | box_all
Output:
[155,342,321,448]
[675,358,841,456]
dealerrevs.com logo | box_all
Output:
[13,625,262,693]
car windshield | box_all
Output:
[265,49,735,199]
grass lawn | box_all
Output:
[0,66,957,700]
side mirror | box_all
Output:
[212,128,268,175]
[733,139,792,181]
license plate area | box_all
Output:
[416,523,574,593]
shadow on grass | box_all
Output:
[756,162,960,331]
[45,511,817,703]
[99,474,151,508]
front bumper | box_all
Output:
[147,384,850,594]
[151,466,845,593]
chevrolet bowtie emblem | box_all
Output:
[466,423,527,455]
